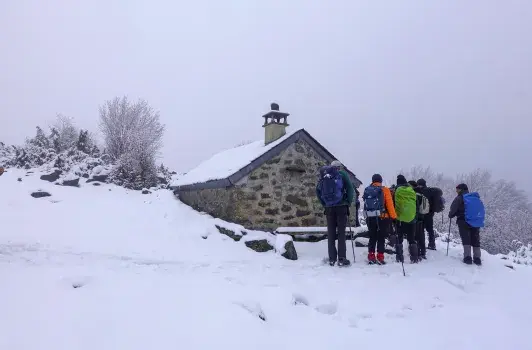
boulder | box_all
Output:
[215,225,242,241]
[82,173,89,178]
[40,170,62,182]
[245,239,274,253]
[62,178,80,187]
[92,182,101,186]
[142,189,151,194]
[86,174,108,183]
[281,240,298,260]
[31,191,51,198]
[17,178,22,182]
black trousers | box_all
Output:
[397,221,416,244]
[415,220,426,256]
[355,202,361,227]
[367,217,391,254]
[457,219,480,247]
[424,213,435,245]
[326,205,349,261]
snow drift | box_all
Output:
[1,169,532,350]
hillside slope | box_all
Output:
[1,169,531,350]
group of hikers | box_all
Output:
[316,160,485,267]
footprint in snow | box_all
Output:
[315,302,338,315]
[292,293,309,306]
[401,304,413,311]
[234,301,267,321]
[386,311,406,319]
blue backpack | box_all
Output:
[463,192,485,228]
[318,166,345,206]
[363,185,385,216]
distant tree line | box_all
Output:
[398,166,532,255]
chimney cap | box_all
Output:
[270,102,279,111]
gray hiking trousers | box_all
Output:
[457,219,481,259]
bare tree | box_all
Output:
[99,96,164,161]
[99,96,165,188]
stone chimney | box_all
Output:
[262,102,289,145]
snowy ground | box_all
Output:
[1,169,531,350]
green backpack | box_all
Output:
[395,185,417,223]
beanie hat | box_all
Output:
[372,174,383,183]
[417,178,427,187]
[408,180,418,187]
[397,174,407,185]
[456,183,469,192]
[331,160,342,168]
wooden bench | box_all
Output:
[274,226,369,242]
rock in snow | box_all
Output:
[62,178,80,187]
[40,170,62,182]
[31,191,51,198]
[244,239,274,253]
[275,234,298,260]
[86,174,108,183]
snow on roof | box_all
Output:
[171,129,299,187]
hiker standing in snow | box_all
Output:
[316,160,355,267]
[416,179,444,250]
[394,175,419,263]
[449,183,485,266]
[410,180,429,260]
[354,187,361,227]
[362,174,397,264]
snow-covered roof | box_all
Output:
[171,130,299,188]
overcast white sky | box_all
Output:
[1,0,531,194]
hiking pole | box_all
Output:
[393,222,405,276]
[397,222,405,277]
[349,215,356,263]
[446,218,452,256]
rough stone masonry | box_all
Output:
[178,139,357,231]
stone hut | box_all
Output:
[171,103,362,231]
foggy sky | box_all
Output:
[1,1,531,194]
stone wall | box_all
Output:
[178,139,357,231]
[178,187,238,223]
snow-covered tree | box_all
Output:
[99,96,165,189]
[51,114,78,152]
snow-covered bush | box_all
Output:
[99,96,165,190]
[399,166,532,255]
[503,240,532,266]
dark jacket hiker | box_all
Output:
[416,178,444,250]
[449,183,485,265]
[316,160,354,266]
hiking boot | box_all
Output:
[419,255,427,260]
[338,258,351,267]
[427,242,436,251]
[408,243,419,263]
[377,252,386,264]
[368,252,376,264]
[473,257,482,266]
[329,260,336,266]
[395,244,404,263]
[463,256,473,265]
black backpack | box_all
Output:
[427,187,444,213]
